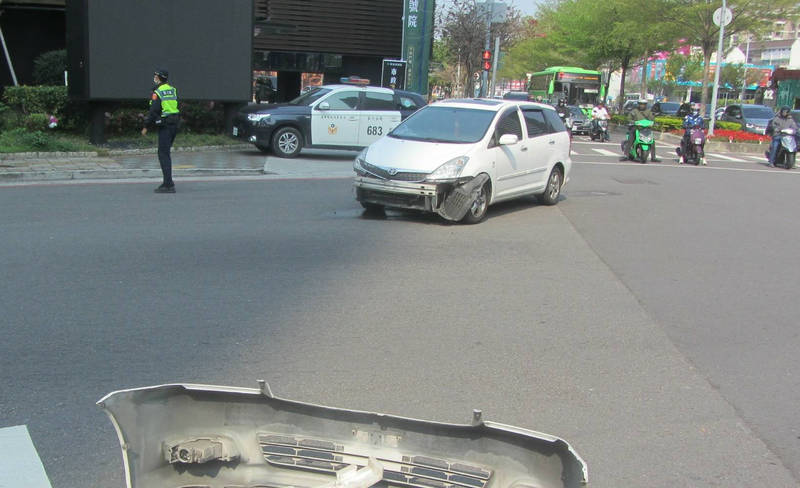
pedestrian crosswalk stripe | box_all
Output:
[706,152,747,162]
[570,150,580,155]
[592,148,618,156]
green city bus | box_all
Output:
[528,66,605,107]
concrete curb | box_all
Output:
[0,144,252,161]
[0,167,264,182]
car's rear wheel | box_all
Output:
[271,127,303,158]
[539,167,562,206]
[460,180,490,224]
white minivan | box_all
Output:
[353,98,572,223]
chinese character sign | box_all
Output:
[382,60,407,90]
[402,0,433,96]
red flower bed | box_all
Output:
[670,129,767,143]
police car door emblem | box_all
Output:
[388,168,398,176]
[328,123,338,135]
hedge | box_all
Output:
[1,86,227,134]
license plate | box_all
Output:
[232,126,239,136]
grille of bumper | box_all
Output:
[361,161,429,182]
[259,433,492,488]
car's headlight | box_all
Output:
[427,156,469,181]
[247,113,271,124]
[354,148,368,174]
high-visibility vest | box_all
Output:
[153,83,179,117]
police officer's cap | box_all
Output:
[154,69,169,80]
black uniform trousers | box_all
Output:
[157,120,178,187]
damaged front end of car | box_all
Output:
[353,156,489,222]
[98,382,588,488]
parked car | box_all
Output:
[652,101,681,116]
[718,104,775,134]
[568,105,591,134]
[622,100,652,115]
[502,91,531,101]
[233,83,427,157]
[353,99,572,223]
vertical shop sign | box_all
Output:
[402,0,433,95]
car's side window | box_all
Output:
[398,95,421,111]
[522,108,549,137]
[323,91,360,110]
[362,92,395,111]
[493,109,523,146]
[541,109,566,134]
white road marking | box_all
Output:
[574,160,799,174]
[592,148,618,156]
[0,425,52,488]
[570,150,581,155]
[705,152,747,162]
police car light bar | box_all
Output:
[340,76,370,85]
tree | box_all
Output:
[662,0,800,112]
[437,0,524,96]
[32,50,67,86]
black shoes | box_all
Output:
[154,184,176,193]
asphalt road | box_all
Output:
[1,141,798,488]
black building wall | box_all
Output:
[0,6,65,88]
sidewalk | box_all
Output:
[0,145,359,183]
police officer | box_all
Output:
[142,69,180,193]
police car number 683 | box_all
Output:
[232,80,426,158]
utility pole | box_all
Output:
[709,0,731,136]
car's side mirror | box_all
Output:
[499,134,519,146]
[317,102,330,111]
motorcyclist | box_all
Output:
[555,98,570,118]
[625,100,659,162]
[766,105,798,167]
[679,103,705,164]
[591,101,610,139]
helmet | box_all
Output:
[154,69,169,81]
[780,105,791,116]
[691,103,701,115]
[557,98,566,106]
[637,99,647,107]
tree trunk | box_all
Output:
[618,56,630,113]
[640,58,648,98]
[700,43,713,113]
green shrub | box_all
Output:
[23,113,50,131]
[654,116,683,132]
[3,85,68,116]
[32,49,67,86]
[715,121,742,131]
[0,128,74,152]
[180,101,225,134]
[611,114,628,125]
[106,107,145,135]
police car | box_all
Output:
[233,78,426,158]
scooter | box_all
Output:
[621,119,654,163]
[765,128,797,169]
[589,119,610,142]
[676,126,706,165]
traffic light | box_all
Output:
[482,50,492,71]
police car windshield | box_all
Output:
[289,87,332,106]
[389,106,495,143]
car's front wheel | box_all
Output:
[271,127,303,158]
[460,180,490,224]
[539,167,562,206]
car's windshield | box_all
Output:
[289,87,332,106]
[568,107,584,117]
[742,106,775,119]
[389,106,496,143]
